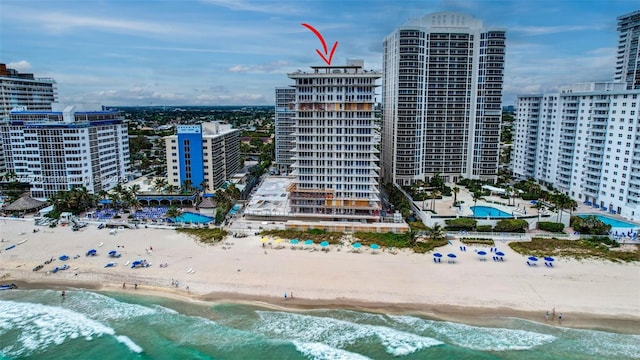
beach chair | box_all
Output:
[463,246,466,251]
[527,261,533,266]
[433,258,437,263]
[549,262,553,267]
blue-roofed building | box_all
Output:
[0,105,130,199]
[165,122,240,193]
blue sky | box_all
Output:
[1,0,637,106]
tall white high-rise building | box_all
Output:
[382,12,505,186]
[513,82,640,221]
[0,63,57,118]
[288,60,382,221]
[0,106,130,199]
[615,10,640,90]
[274,87,296,173]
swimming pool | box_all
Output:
[229,204,242,215]
[577,214,639,229]
[172,212,215,224]
[470,206,513,218]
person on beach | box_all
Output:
[545,311,549,321]
[552,307,556,320]
[558,313,563,321]
[123,283,126,289]
[284,292,287,300]
[134,283,138,289]
[61,290,65,298]
[290,291,294,299]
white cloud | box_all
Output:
[6,60,32,72]
[200,0,303,14]
[227,60,292,73]
[510,25,604,36]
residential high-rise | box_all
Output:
[615,10,640,90]
[288,60,382,221]
[0,106,130,199]
[513,82,640,221]
[165,122,240,192]
[382,12,505,186]
[274,87,296,174]
[0,63,57,118]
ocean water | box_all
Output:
[0,290,638,359]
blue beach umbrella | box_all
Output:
[447,253,457,258]
[290,239,299,245]
[304,239,314,245]
[370,244,380,250]
[59,255,69,261]
[433,253,443,258]
[477,251,487,256]
[320,241,329,247]
[352,242,362,249]
[528,256,538,262]
[544,256,555,262]
[495,251,505,256]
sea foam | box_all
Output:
[389,315,556,351]
[255,311,442,356]
[0,300,143,357]
[293,341,372,360]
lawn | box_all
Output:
[509,237,640,262]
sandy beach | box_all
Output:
[1,218,639,333]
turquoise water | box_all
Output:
[229,204,242,215]
[172,212,214,224]
[471,206,513,218]
[1,290,638,359]
[577,214,639,229]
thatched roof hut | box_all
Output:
[4,193,47,212]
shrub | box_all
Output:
[444,218,477,231]
[521,193,539,200]
[538,222,564,232]
[476,225,493,232]
[494,219,529,233]
[460,238,495,245]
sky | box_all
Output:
[1,0,638,106]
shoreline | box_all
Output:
[1,218,639,336]
[8,278,640,335]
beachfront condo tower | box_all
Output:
[287,60,383,221]
[513,82,640,222]
[615,10,640,90]
[165,122,240,193]
[381,12,506,186]
[274,87,296,174]
[0,105,130,199]
[0,63,57,174]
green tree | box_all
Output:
[425,223,445,242]
[452,186,460,206]
[165,206,182,220]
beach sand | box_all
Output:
[1,219,639,333]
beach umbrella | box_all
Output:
[320,241,329,247]
[304,239,314,245]
[108,250,117,256]
[433,253,443,258]
[352,242,362,249]
[495,251,505,256]
[261,237,269,243]
[528,256,538,262]
[477,251,487,256]
[447,253,457,258]
[59,255,69,261]
[275,238,283,243]
[544,256,555,262]
[370,244,380,250]
[290,239,299,245]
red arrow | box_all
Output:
[301,23,338,66]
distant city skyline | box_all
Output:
[1,0,637,106]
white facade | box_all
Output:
[274,87,296,173]
[382,12,506,186]
[0,64,57,118]
[0,106,130,199]
[615,10,640,90]
[287,61,382,221]
[165,122,240,192]
[513,83,640,221]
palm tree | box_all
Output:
[165,206,182,220]
[199,179,208,193]
[533,201,545,222]
[452,186,460,206]
[107,192,120,209]
[128,184,141,197]
[181,180,193,194]
[472,191,482,207]
[152,178,168,193]
[430,190,441,212]
[425,223,445,242]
